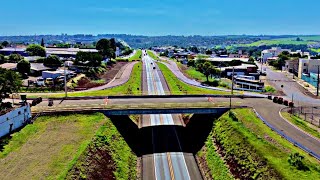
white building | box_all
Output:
[0,105,31,138]
[261,47,291,63]
[298,58,320,78]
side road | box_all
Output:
[19,62,138,96]
[159,60,266,97]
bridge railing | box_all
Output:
[31,102,236,114]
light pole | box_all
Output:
[64,60,67,98]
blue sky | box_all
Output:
[1,0,319,36]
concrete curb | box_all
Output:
[279,108,320,143]
[252,108,320,161]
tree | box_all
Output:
[26,44,46,57]
[41,38,45,47]
[75,52,103,67]
[0,68,22,104]
[17,59,31,74]
[248,57,255,63]
[0,54,4,64]
[205,49,213,55]
[1,41,9,47]
[44,55,62,67]
[197,61,213,82]
[96,39,115,59]
[8,53,23,62]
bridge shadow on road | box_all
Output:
[105,112,225,157]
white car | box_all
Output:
[36,78,45,86]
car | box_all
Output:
[45,78,54,85]
[35,78,45,87]
[56,76,65,83]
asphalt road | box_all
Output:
[257,62,320,105]
[141,52,202,180]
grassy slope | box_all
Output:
[129,49,142,61]
[281,112,320,139]
[212,109,320,179]
[66,116,137,180]
[0,113,105,180]
[147,50,160,60]
[157,62,229,95]
[30,62,142,98]
[311,48,320,53]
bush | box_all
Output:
[44,55,62,67]
[229,111,238,121]
[8,53,23,62]
[288,153,309,171]
[264,86,276,93]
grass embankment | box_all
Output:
[128,49,142,61]
[67,115,137,180]
[177,63,230,88]
[157,62,229,95]
[29,62,142,98]
[281,112,320,139]
[0,113,105,179]
[202,109,320,179]
[147,50,160,60]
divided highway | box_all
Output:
[141,53,202,180]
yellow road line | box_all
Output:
[167,153,175,180]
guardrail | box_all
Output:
[253,109,320,161]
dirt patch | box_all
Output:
[100,62,128,83]
[66,141,116,180]
[196,147,213,180]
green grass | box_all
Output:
[198,133,233,180]
[157,62,230,95]
[128,49,142,61]
[28,62,142,98]
[0,113,105,179]
[239,38,317,47]
[213,109,320,179]
[311,48,320,53]
[264,85,276,93]
[147,50,160,60]
[67,115,137,180]
[281,112,320,139]
[185,66,214,82]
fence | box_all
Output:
[283,107,320,128]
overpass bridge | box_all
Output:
[31,102,239,115]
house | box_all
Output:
[261,47,291,63]
[0,47,28,56]
[0,104,31,138]
[221,64,258,77]
[45,48,99,58]
[298,58,320,78]
[30,63,53,76]
[284,59,299,75]
[0,63,17,70]
[233,76,265,92]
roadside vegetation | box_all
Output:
[202,109,320,179]
[157,62,230,95]
[147,50,160,60]
[128,49,142,61]
[0,113,105,179]
[281,112,320,139]
[67,115,137,180]
[28,62,142,98]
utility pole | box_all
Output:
[64,62,67,98]
[231,67,235,95]
[317,65,320,97]
[230,67,235,109]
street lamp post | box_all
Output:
[64,61,67,98]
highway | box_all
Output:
[141,53,202,180]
